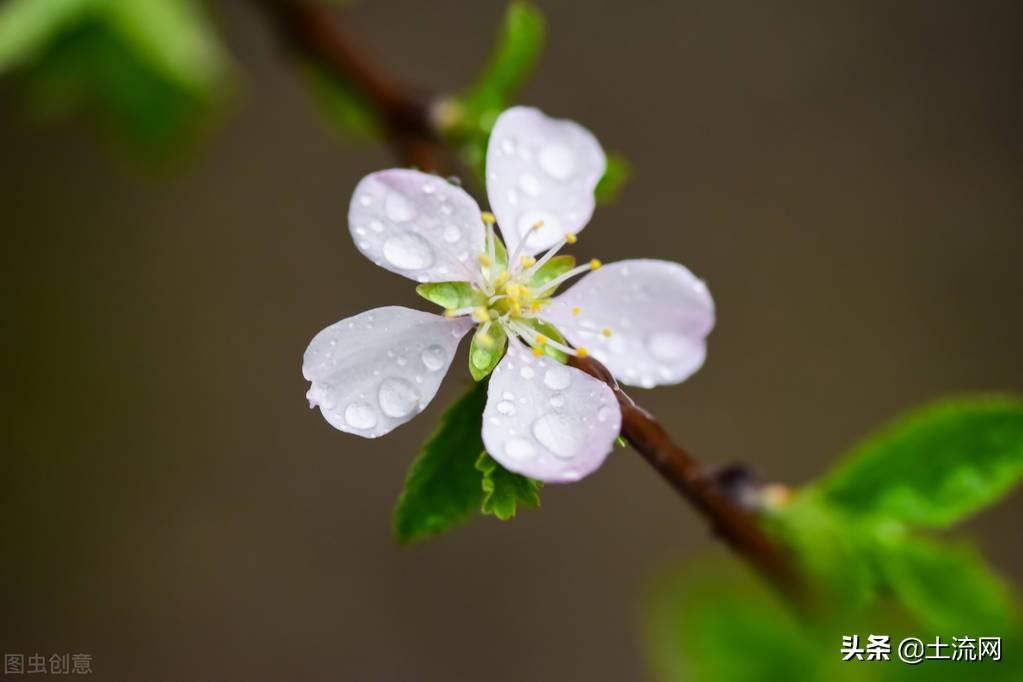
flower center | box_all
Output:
[446,212,609,359]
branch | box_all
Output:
[257,0,811,607]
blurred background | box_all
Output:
[2,1,1021,679]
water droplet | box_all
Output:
[497,400,516,416]
[520,366,535,379]
[532,413,584,459]
[500,138,515,155]
[385,192,416,222]
[383,233,434,270]
[648,331,688,361]
[440,204,453,215]
[549,394,565,408]
[354,226,368,236]
[561,469,581,482]
[597,405,614,423]
[344,402,377,430]
[442,225,460,243]
[518,173,541,196]
[396,356,408,366]
[543,365,571,390]
[369,220,385,233]
[505,437,536,460]
[506,188,519,205]
[502,392,515,401]
[421,345,446,371]
[378,378,419,418]
[359,195,373,207]
[539,144,576,180]
[421,182,436,194]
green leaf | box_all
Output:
[595,153,630,204]
[469,324,507,381]
[0,0,92,74]
[476,452,541,520]
[416,281,480,311]
[301,60,380,140]
[877,535,1017,634]
[458,1,544,122]
[527,254,575,293]
[522,318,567,362]
[393,382,488,544]
[814,395,1023,528]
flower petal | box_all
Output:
[482,340,621,483]
[486,106,606,255]
[349,169,486,283]
[544,259,714,388]
[303,306,473,438]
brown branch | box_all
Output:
[256,0,811,607]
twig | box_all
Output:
[256,0,810,607]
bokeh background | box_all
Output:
[3,1,1022,680]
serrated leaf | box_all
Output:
[416,281,479,311]
[595,153,629,204]
[813,395,1023,528]
[527,254,575,293]
[476,452,541,520]
[469,324,506,381]
[522,318,567,362]
[393,382,488,544]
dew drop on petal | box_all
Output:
[442,225,460,243]
[520,366,535,379]
[500,138,516,155]
[549,394,565,409]
[532,413,584,460]
[539,144,576,180]
[378,378,419,418]
[518,173,542,197]
[383,233,434,270]
[496,400,516,416]
[421,345,446,371]
[543,365,572,391]
[359,195,373,207]
[369,220,385,233]
[597,405,614,423]
[505,437,536,460]
[344,402,377,430]
[385,192,416,222]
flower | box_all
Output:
[303,106,715,483]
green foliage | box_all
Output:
[469,324,507,381]
[416,281,481,311]
[815,396,1023,528]
[302,61,380,140]
[595,153,630,204]
[526,254,575,293]
[0,0,229,155]
[476,452,541,520]
[393,381,488,543]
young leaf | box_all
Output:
[476,452,541,520]
[595,153,630,204]
[469,324,507,381]
[393,382,488,544]
[416,281,479,311]
[813,395,1023,528]
[526,254,575,293]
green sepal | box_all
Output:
[392,382,488,544]
[523,318,567,363]
[527,254,575,294]
[469,324,507,381]
[476,452,541,520]
[595,153,630,204]
[416,281,481,311]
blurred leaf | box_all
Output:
[302,61,380,140]
[416,281,480,311]
[877,535,1017,634]
[813,396,1023,528]
[476,452,541,520]
[0,0,92,73]
[595,153,629,204]
[458,1,544,124]
[469,324,507,381]
[393,381,488,543]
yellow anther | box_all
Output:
[505,282,521,300]
[589,258,602,270]
[530,301,542,313]
[535,335,548,345]
[530,220,545,232]
[478,332,494,347]
[474,307,491,322]
[571,306,582,317]
[481,211,496,225]
[444,309,457,319]
[532,346,544,357]
[520,255,536,268]
[576,346,589,358]
[494,271,510,286]
[565,232,578,244]
[511,301,522,316]
[602,328,612,337]
[478,254,492,267]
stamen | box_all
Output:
[445,305,477,318]
[535,334,548,345]
[602,328,612,337]
[481,212,496,225]
[530,301,543,313]
[508,320,586,358]
[571,306,582,316]
[519,255,536,269]
[473,307,491,323]
[478,254,492,268]
[522,235,568,280]
[494,271,510,287]
[565,232,577,244]
[507,220,543,275]
[589,258,602,270]
[531,262,600,298]
[576,347,589,358]
[477,321,494,347]
[532,347,544,357]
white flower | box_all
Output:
[303,107,715,483]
